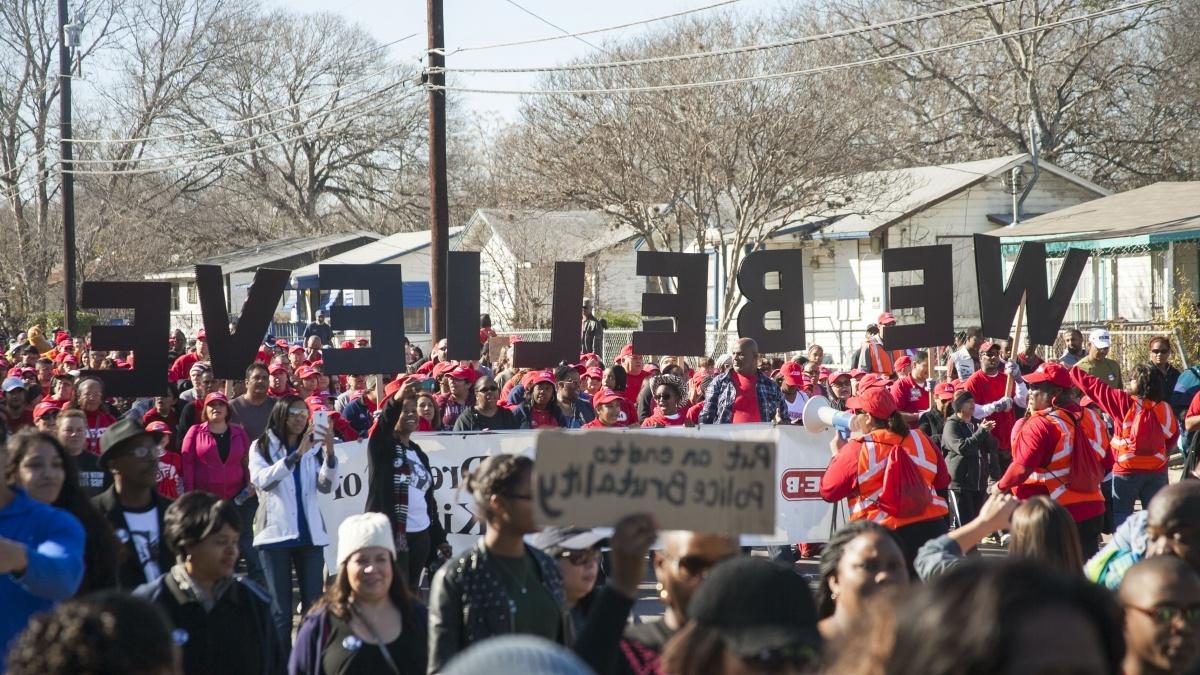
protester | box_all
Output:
[415,390,443,431]
[93,418,176,590]
[168,330,208,383]
[886,561,1124,675]
[57,408,106,494]
[815,520,908,646]
[890,352,930,427]
[915,492,1018,579]
[854,317,895,376]
[580,299,604,358]
[366,391,449,588]
[941,390,997,526]
[777,361,810,424]
[453,375,519,431]
[290,512,427,675]
[436,365,475,429]
[661,557,822,675]
[581,387,625,429]
[341,376,383,436]
[820,387,950,568]
[1,375,33,435]
[5,430,120,595]
[699,338,785,424]
[530,527,606,634]
[5,591,177,675]
[1072,362,1178,528]
[641,375,690,427]
[554,365,595,428]
[963,340,1022,471]
[135,491,283,675]
[513,371,567,429]
[918,382,954,448]
[231,362,277,441]
[1088,481,1200,589]
[1077,328,1124,388]
[249,395,338,645]
[1119,556,1200,675]
[1060,327,1087,366]
[615,344,650,409]
[1148,335,1182,409]
[303,310,334,347]
[32,399,61,432]
[0,432,85,670]
[949,327,983,380]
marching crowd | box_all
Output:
[2,306,1200,674]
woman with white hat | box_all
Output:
[289,512,427,675]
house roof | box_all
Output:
[290,227,464,285]
[459,209,641,258]
[993,182,1200,247]
[770,154,1109,241]
[145,231,381,279]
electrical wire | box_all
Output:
[438,0,1011,74]
[66,33,419,145]
[62,86,421,176]
[430,0,1168,95]
[500,0,607,53]
[430,0,742,55]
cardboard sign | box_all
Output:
[533,430,776,535]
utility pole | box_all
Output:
[58,0,78,334]
[426,0,449,345]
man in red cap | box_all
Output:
[166,329,207,383]
[436,365,475,428]
[295,366,319,399]
[267,363,295,398]
[287,344,307,371]
[995,362,1109,558]
[852,314,905,377]
[581,388,624,428]
[964,339,1024,472]
[779,362,810,424]
[892,351,932,428]
[618,345,649,412]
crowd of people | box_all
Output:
[2,308,1200,674]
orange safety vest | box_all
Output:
[1080,407,1112,469]
[1112,399,1178,473]
[864,342,894,376]
[849,429,948,529]
[1022,408,1104,506]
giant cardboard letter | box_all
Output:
[81,281,171,397]
[880,245,954,350]
[512,262,584,369]
[974,234,1089,345]
[319,265,406,376]
[195,264,289,379]
[445,251,482,361]
[736,249,805,354]
[632,251,707,356]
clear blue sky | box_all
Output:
[269,0,773,122]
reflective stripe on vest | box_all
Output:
[848,429,947,528]
[1023,408,1103,505]
[1113,400,1175,472]
[867,343,894,376]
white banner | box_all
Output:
[315,424,841,571]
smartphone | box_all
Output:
[311,410,330,440]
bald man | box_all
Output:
[1119,557,1200,675]
[1088,481,1200,590]
[698,338,786,424]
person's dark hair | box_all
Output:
[885,561,1123,675]
[245,361,269,379]
[5,591,176,675]
[314,555,419,628]
[1008,496,1084,573]
[662,363,685,378]
[818,521,896,618]
[951,390,974,414]
[415,391,441,430]
[257,395,306,464]
[163,491,242,561]
[466,454,533,521]
[480,313,492,328]
[4,430,120,593]
[553,365,576,383]
[35,357,53,368]
[1149,335,1171,351]
[607,365,627,392]
[913,350,928,364]
[870,411,910,437]
[1129,362,1167,402]
[660,622,730,675]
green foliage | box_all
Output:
[599,311,641,329]
[1166,279,1200,367]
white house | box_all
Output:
[454,209,644,329]
[144,231,381,333]
[289,227,464,351]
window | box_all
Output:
[185,282,198,305]
[171,285,180,311]
[404,307,429,334]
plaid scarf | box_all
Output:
[391,443,414,552]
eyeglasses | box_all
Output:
[117,443,161,461]
[1126,604,1200,625]
[559,549,599,566]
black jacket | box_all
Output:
[581,314,604,356]
[918,409,946,449]
[135,570,283,675]
[452,405,520,431]
[941,416,997,491]
[365,397,446,550]
[511,400,569,429]
[91,486,176,590]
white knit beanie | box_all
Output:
[336,513,395,568]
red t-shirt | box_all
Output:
[731,372,760,424]
[581,418,613,429]
[965,369,1016,450]
[531,408,558,429]
[617,399,637,426]
[624,370,649,407]
[156,452,183,499]
[997,408,1105,523]
[891,375,929,417]
[1187,390,1200,420]
[3,407,33,434]
[84,409,117,456]
[641,411,687,427]
[167,352,200,383]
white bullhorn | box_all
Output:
[802,396,853,434]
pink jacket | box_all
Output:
[180,422,250,500]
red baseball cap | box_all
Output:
[780,362,806,387]
[877,312,897,326]
[196,328,207,341]
[858,373,890,392]
[432,361,456,380]
[934,382,956,401]
[826,370,852,384]
[1024,362,1073,389]
[584,366,604,380]
[268,363,289,375]
[32,400,62,422]
[146,420,173,436]
[384,375,409,400]
[356,337,369,345]
[305,395,330,412]
[203,391,229,407]
[509,335,523,345]
[579,353,599,363]
[296,366,317,380]
[591,387,623,407]
[526,370,555,387]
[449,365,475,382]
[618,344,637,359]
[643,363,660,374]
[310,360,324,369]
[849,369,866,380]
[845,387,898,419]
[289,345,306,354]
[979,340,1001,353]
[340,340,354,349]
[893,355,912,372]
[274,339,289,348]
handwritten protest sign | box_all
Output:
[533,430,776,535]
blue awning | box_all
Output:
[288,280,431,308]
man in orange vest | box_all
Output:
[995,363,1109,558]
[852,313,906,377]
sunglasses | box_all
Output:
[1126,603,1200,625]
[559,549,600,566]
[1151,349,1171,354]
[672,553,730,578]
[478,385,499,393]
[287,407,309,417]
[654,392,675,400]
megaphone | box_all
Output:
[802,396,854,434]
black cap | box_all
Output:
[687,557,821,659]
[99,418,162,470]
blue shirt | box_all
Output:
[0,488,85,670]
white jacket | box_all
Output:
[248,430,338,548]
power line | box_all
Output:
[430,0,1167,95]
[66,34,420,145]
[500,0,608,53]
[438,0,1011,74]
[63,86,421,176]
[431,0,742,55]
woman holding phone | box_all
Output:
[249,395,339,646]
